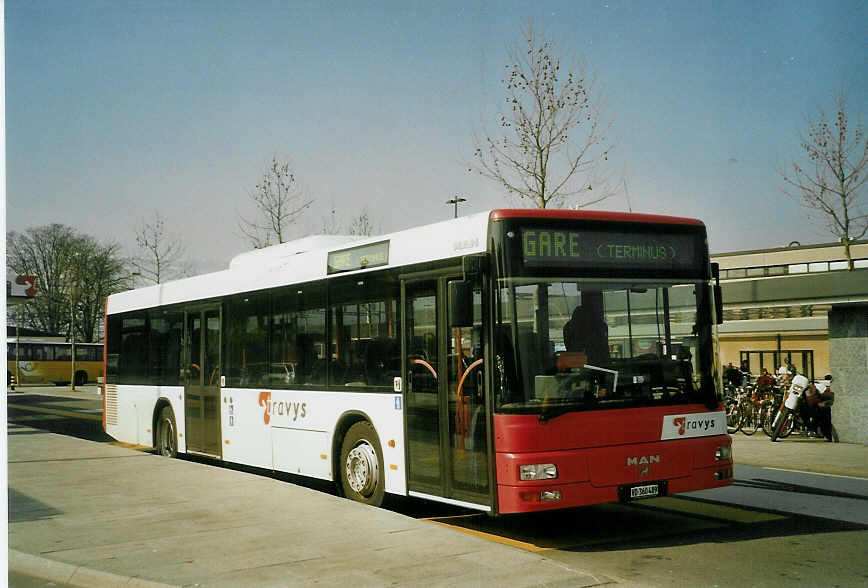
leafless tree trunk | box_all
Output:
[239,156,312,248]
[131,211,192,284]
[472,25,615,209]
[780,94,868,269]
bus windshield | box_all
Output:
[494,278,717,415]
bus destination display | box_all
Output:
[327,241,390,274]
[521,228,700,270]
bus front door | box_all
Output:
[184,307,222,457]
[404,278,489,509]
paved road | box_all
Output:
[8,387,868,587]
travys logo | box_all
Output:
[259,392,271,424]
[258,391,307,425]
[661,411,725,440]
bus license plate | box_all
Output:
[629,484,659,499]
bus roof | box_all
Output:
[489,208,705,227]
[107,208,705,315]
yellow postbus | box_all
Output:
[7,340,104,387]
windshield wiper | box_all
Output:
[538,403,579,423]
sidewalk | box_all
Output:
[7,425,609,587]
[730,431,868,478]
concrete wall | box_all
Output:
[828,305,868,445]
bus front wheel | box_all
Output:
[157,406,178,458]
[339,421,385,507]
[74,370,88,387]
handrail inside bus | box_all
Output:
[410,358,437,380]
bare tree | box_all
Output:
[320,203,341,235]
[74,238,130,342]
[239,156,313,248]
[347,207,378,236]
[321,205,378,236]
[6,224,132,342]
[781,94,868,269]
[131,212,192,284]
[472,25,615,209]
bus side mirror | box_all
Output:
[448,280,474,327]
[711,262,723,325]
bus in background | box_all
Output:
[7,339,104,387]
[103,209,731,514]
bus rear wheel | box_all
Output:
[74,370,88,387]
[339,421,385,507]
[157,406,178,458]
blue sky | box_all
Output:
[6,1,867,273]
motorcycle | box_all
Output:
[770,374,809,442]
[803,378,839,442]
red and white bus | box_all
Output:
[103,209,731,514]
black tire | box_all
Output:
[777,410,795,438]
[74,370,88,387]
[770,406,790,442]
[339,421,385,507]
[762,403,776,437]
[157,406,178,458]
[740,402,759,435]
[726,400,740,434]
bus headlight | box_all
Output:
[519,463,558,481]
[715,445,732,461]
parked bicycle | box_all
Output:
[725,384,760,435]
[725,385,741,434]
[737,384,760,435]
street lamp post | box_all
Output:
[70,282,77,390]
[446,196,467,218]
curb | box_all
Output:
[8,549,179,588]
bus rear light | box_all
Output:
[520,490,563,503]
[715,445,732,461]
[714,468,732,480]
[519,463,558,481]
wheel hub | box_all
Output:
[346,441,379,496]
[160,418,176,456]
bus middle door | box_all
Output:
[184,306,222,457]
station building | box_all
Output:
[712,240,868,443]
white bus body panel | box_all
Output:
[108,385,406,496]
[105,385,186,452]
[221,388,406,494]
